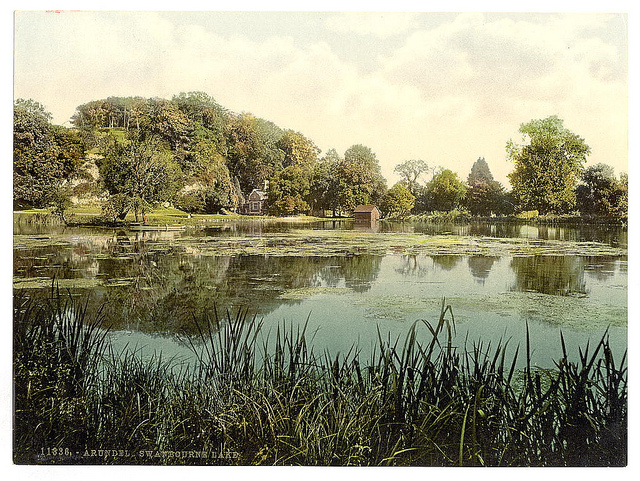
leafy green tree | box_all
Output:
[143,97,192,152]
[576,164,627,218]
[173,191,205,215]
[464,181,505,216]
[276,130,320,170]
[308,148,341,215]
[172,91,229,160]
[225,113,284,193]
[266,165,311,216]
[99,134,182,222]
[381,182,415,217]
[71,99,112,129]
[507,116,590,214]
[176,137,238,213]
[171,91,227,130]
[335,144,387,212]
[394,159,430,195]
[465,157,505,216]
[425,169,467,212]
[14,99,86,208]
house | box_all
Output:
[241,188,268,215]
[240,181,269,215]
[353,205,381,222]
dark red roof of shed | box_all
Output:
[353,205,379,213]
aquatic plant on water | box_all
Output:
[13,291,626,466]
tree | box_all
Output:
[467,157,494,185]
[99,134,182,222]
[266,165,310,216]
[576,163,627,218]
[14,99,86,208]
[172,91,228,159]
[425,169,467,212]
[381,182,415,217]
[507,116,590,214]
[309,148,340,215]
[394,159,430,195]
[225,113,284,193]
[335,144,387,212]
[464,180,505,216]
[176,136,238,213]
[465,157,505,216]
[276,130,320,170]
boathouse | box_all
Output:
[353,205,381,222]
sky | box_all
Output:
[12,7,629,188]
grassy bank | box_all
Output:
[14,290,627,466]
[395,210,627,226]
[14,204,626,228]
[13,205,325,227]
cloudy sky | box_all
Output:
[13,8,628,187]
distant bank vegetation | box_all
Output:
[14,94,627,225]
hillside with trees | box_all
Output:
[13,93,627,223]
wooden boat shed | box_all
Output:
[353,205,381,222]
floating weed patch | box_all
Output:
[270,288,626,329]
[14,227,627,258]
[448,293,627,329]
[13,276,139,290]
[277,286,351,300]
[168,230,626,258]
[13,235,72,250]
[13,277,103,289]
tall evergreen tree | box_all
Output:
[467,157,494,185]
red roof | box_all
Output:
[353,205,379,213]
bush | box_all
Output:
[516,210,539,219]
[174,191,205,214]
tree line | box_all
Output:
[13,93,627,222]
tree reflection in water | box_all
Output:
[510,256,587,297]
[467,256,498,284]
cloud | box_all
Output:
[324,12,420,38]
[13,11,627,185]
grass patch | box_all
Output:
[14,291,627,466]
[14,206,326,227]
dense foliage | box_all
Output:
[576,164,628,220]
[507,116,590,214]
[381,182,415,217]
[424,169,468,212]
[464,157,512,216]
[13,99,86,209]
[14,95,627,221]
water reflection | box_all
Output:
[510,256,587,297]
[381,221,627,248]
[467,256,498,284]
[13,222,627,342]
[14,227,385,333]
[431,256,462,271]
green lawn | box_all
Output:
[13,205,326,225]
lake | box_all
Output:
[13,219,627,368]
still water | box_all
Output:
[13,220,627,368]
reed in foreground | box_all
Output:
[13,292,627,466]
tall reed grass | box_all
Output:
[13,292,626,466]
